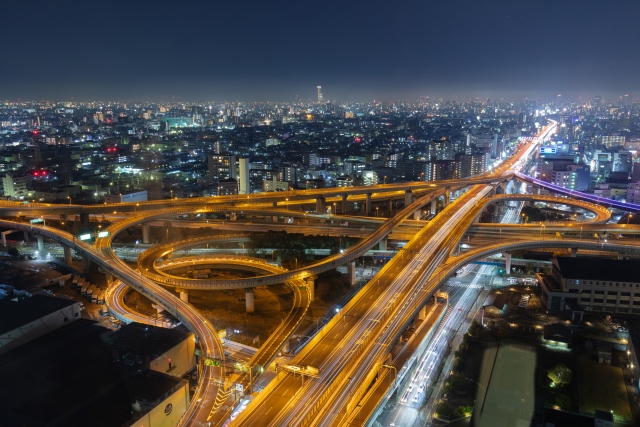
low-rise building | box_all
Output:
[104,189,148,203]
[0,295,82,355]
[542,257,640,314]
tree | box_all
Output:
[555,394,571,408]
[548,363,572,386]
[8,247,19,257]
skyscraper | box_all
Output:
[317,86,323,102]
[239,157,250,194]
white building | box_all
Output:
[104,190,148,203]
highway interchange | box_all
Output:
[3,119,640,426]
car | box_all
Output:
[418,385,424,393]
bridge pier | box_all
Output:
[316,196,326,215]
[444,189,451,207]
[618,253,624,260]
[366,193,372,216]
[418,304,427,320]
[105,272,113,285]
[273,201,278,208]
[245,288,255,313]
[306,277,315,301]
[63,246,72,265]
[430,199,437,215]
[505,252,512,274]
[179,289,189,303]
[36,236,44,253]
[80,213,90,228]
[571,248,578,257]
[142,223,151,244]
[23,231,29,241]
[404,190,413,206]
[82,256,90,272]
[413,210,421,220]
[342,194,348,215]
[347,261,356,286]
[378,238,387,251]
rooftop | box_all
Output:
[554,256,640,283]
[0,319,189,427]
[0,295,78,335]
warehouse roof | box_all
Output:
[0,295,77,335]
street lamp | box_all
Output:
[539,223,545,238]
[628,214,633,225]
[67,196,71,205]
[376,207,379,217]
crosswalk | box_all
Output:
[445,282,484,289]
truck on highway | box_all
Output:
[86,284,97,299]
[80,282,90,296]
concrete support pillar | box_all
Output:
[245,288,255,313]
[505,252,512,274]
[142,223,151,244]
[1,232,6,247]
[571,248,577,257]
[418,305,427,320]
[342,194,348,215]
[37,236,44,253]
[316,196,326,214]
[82,256,90,272]
[79,213,90,227]
[180,290,189,303]
[347,261,356,286]
[273,201,278,208]
[430,200,437,215]
[105,272,113,284]
[378,238,387,251]
[404,190,413,206]
[23,231,29,241]
[444,189,451,207]
[63,246,72,265]
[413,210,421,220]
[389,199,393,213]
[618,253,624,260]
[306,277,315,302]
[365,193,372,216]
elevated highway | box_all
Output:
[515,171,640,214]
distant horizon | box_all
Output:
[1,89,638,105]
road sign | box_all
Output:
[97,231,109,238]
[79,234,91,241]
[236,383,244,392]
[29,218,43,224]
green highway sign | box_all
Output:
[79,234,91,241]
[97,231,109,238]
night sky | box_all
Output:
[2,0,640,102]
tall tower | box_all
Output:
[239,158,250,195]
[317,86,323,102]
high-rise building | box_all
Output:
[239,158,250,194]
[208,154,236,180]
[317,86,323,102]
